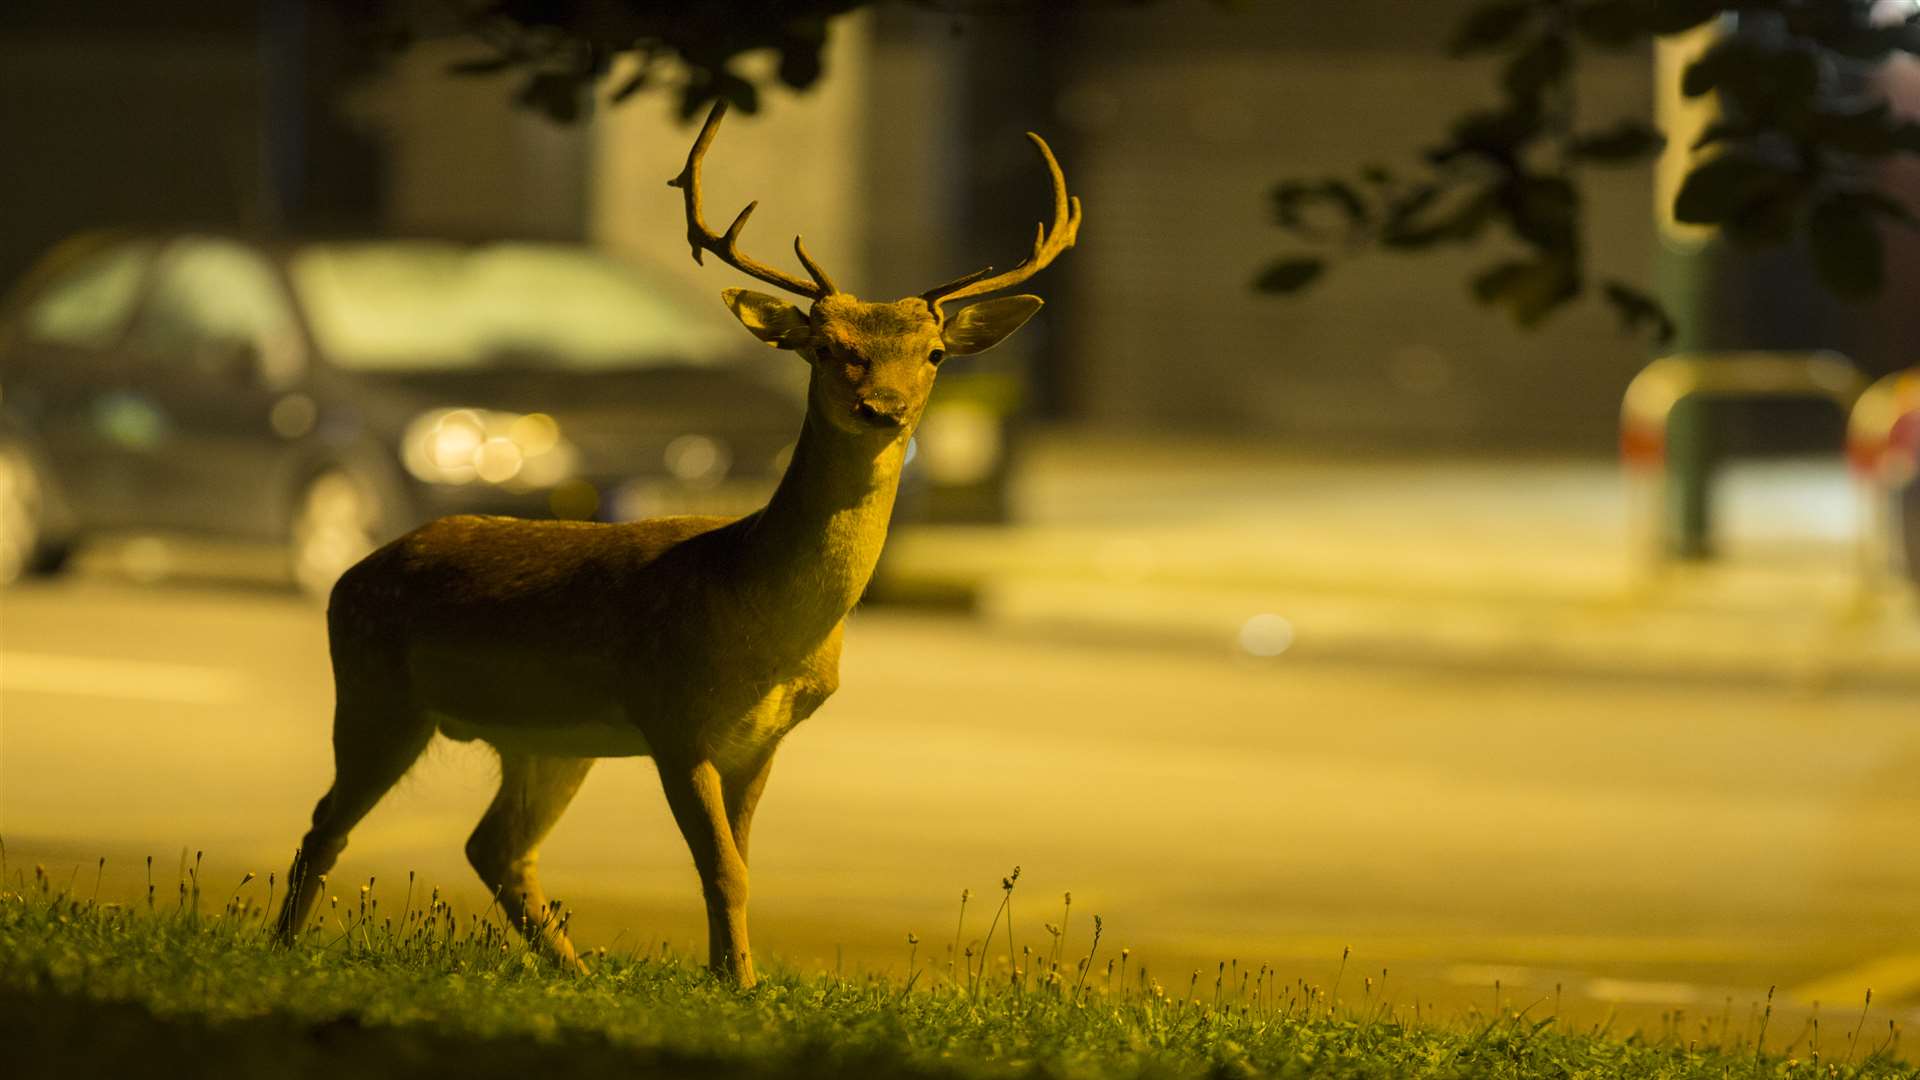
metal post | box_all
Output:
[1847,368,1920,603]
[1620,352,1866,574]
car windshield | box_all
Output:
[291,242,738,371]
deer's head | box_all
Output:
[669,101,1081,439]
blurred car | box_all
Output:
[0,231,823,595]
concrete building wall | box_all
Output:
[0,0,387,285]
[0,26,264,287]
[348,39,591,242]
[1045,1,1660,452]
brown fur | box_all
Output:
[272,289,1041,986]
[273,93,1076,985]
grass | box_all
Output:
[1,853,1914,1080]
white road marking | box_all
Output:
[0,651,249,705]
[1446,965,1709,1008]
[1583,977,1703,1005]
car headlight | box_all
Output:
[402,408,577,489]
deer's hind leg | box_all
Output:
[277,676,434,943]
[465,752,595,971]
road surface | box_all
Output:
[4,577,1918,1034]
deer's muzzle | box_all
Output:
[854,391,909,430]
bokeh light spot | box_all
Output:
[1238,613,1295,658]
[474,437,524,484]
[269,394,318,439]
[664,434,729,487]
[508,412,559,456]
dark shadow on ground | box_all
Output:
[0,986,980,1080]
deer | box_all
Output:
[272,100,1080,986]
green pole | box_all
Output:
[1664,397,1714,559]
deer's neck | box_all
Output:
[733,405,906,648]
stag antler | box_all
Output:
[921,131,1082,320]
[669,100,839,300]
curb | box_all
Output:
[874,568,1920,691]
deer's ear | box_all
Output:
[941,295,1043,356]
[723,288,812,349]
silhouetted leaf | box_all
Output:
[1672,154,1796,225]
[1570,120,1666,163]
[609,65,650,103]
[1317,180,1370,229]
[1848,188,1919,227]
[1682,35,1821,121]
[516,71,584,123]
[1601,280,1676,344]
[1271,179,1372,240]
[1382,185,1500,249]
[1471,257,1579,326]
[1380,184,1441,232]
[1503,175,1579,250]
[586,43,614,77]
[1691,120,1754,151]
[1271,181,1308,214]
[1444,186,1502,241]
[1727,191,1805,246]
[1681,37,1744,97]
[778,40,824,88]
[1809,193,1885,297]
[1704,44,1820,118]
[1466,259,1523,305]
[1806,100,1899,156]
[1254,257,1329,294]
[1450,1,1536,56]
[1737,48,1821,118]
[447,55,514,77]
[1503,34,1572,103]
[1644,0,1732,35]
[681,69,759,118]
[1434,106,1543,165]
[1571,0,1645,49]
[1672,153,1807,247]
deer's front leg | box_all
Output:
[724,746,777,865]
[658,756,755,986]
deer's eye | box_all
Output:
[928,348,946,367]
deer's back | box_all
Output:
[331,513,732,632]
[324,513,831,759]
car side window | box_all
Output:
[20,241,155,349]
[128,239,303,387]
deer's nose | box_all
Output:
[855,390,908,428]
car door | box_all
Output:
[0,238,158,530]
[118,238,310,539]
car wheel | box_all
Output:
[290,469,383,600]
[0,441,72,585]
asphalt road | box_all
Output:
[4,576,1919,1032]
